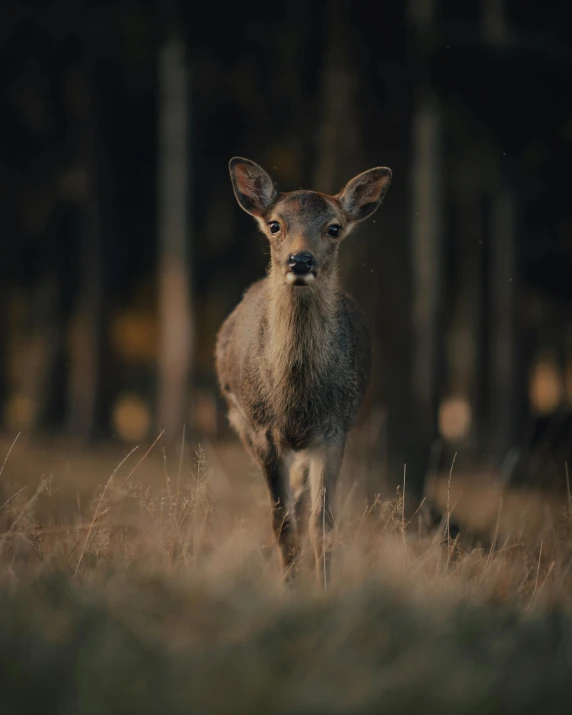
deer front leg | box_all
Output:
[252,432,300,579]
[290,453,310,540]
[308,441,344,588]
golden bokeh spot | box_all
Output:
[4,395,34,431]
[439,396,472,442]
[110,310,157,364]
[530,359,563,414]
[112,393,151,442]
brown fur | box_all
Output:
[216,157,392,585]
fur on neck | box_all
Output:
[264,266,339,387]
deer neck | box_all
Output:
[264,266,339,383]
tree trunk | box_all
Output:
[312,1,360,194]
[409,94,444,497]
[156,23,193,439]
[455,193,486,455]
[489,186,523,466]
[481,0,522,467]
[481,0,512,46]
[28,271,61,431]
[407,0,445,504]
[66,64,107,441]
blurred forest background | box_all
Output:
[1,0,571,506]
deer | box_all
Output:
[215,157,392,586]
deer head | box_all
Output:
[229,157,392,287]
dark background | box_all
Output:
[1,0,571,502]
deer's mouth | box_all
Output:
[286,271,316,287]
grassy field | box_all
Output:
[1,433,572,714]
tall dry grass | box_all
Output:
[1,434,572,713]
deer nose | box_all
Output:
[288,252,314,275]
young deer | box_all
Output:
[216,157,392,585]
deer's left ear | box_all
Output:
[337,167,392,222]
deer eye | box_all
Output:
[327,224,342,238]
[268,221,280,234]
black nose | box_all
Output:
[288,252,314,275]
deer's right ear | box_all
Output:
[229,157,279,217]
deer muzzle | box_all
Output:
[286,252,316,286]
